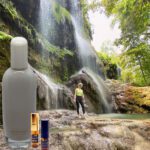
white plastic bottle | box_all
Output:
[2,37,37,149]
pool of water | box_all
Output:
[98,113,150,120]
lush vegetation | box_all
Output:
[0,31,12,40]
[51,1,71,24]
[97,42,120,79]
[90,0,150,86]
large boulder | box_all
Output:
[105,79,150,114]
[32,68,74,110]
[66,68,112,113]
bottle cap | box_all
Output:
[11,37,28,70]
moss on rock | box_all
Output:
[52,1,71,24]
[0,32,12,80]
[0,31,12,40]
[125,86,150,112]
[0,32,12,124]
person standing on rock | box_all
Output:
[74,82,85,118]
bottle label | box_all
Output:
[32,134,38,143]
[41,138,48,149]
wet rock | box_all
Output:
[32,68,74,110]
[0,110,150,150]
[105,79,150,113]
[67,68,112,113]
[11,0,40,26]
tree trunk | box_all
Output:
[137,56,147,84]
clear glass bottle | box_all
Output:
[2,37,37,149]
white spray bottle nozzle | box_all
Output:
[11,37,28,70]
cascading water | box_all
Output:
[39,73,59,109]
[38,0,112,112]
[70,0,98,72]
[81,68,112,113]
[71,17,98,71]
[31,67,59,109]
[70,0,112,112]
[38,0,61,109]
[39,0,52,38]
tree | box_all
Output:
[91,0,150,85]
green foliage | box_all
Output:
[1,0,18,19]
[51,1,71,24]
[121,68,135,84]
[0,31,12,40]
[88,0,101,11]
[0,0,39,47]
[99,0,150,86]
[97,51,112,64]
[120,43,150,86]
[97,51,119,79]
[39,34,74,58]
[0,33,12,81]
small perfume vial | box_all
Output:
[41,119,49,150]
[31,113,39,148]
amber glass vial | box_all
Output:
[31,113,39,148]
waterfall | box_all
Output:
[70,0,112,112]
[39,73,59,109]
[32,68,59,109]
[70,0,97,72]
[71,17,98,71]
[39,0,52,38]
[81,68,112,113]
[38,0,112,113]
[38,0,61,109]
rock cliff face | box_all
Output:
[10,0,77,51]
[11,0,40,26]
[0,0,82,82]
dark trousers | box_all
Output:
[76,96,85,114]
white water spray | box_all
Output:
[33,68,60,109]
[81,68,112,113]
[39,0,52,38]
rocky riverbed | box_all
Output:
[105,80,150,113]
[0,110,150,150]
